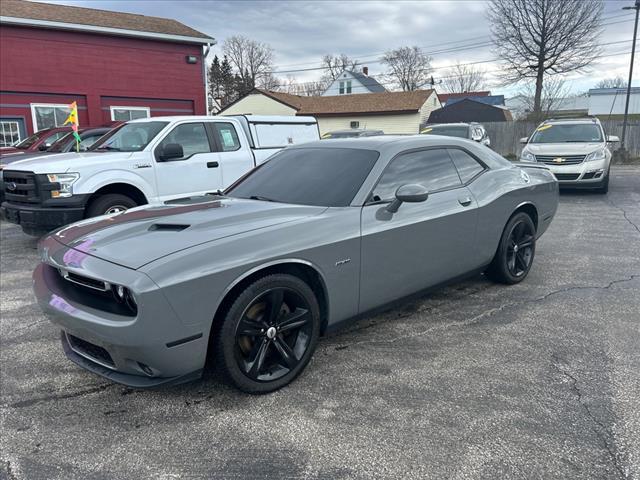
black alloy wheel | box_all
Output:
[216,274,320,393]
[505,220,535,278]
[486,212,537,284]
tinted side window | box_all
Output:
[158,123,211,160]
[448,149,484,183]
[213,123,241,152]
[372,149,462,201]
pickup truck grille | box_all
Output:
[2,170,42,204]
[535,155,586,165]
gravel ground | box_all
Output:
[1,166,639,480]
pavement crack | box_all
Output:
[1,460,19,480]
[551,355,629,479]
[607,198,640,235]
[330,275,639,350]
[7,383,113,409]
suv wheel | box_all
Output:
[594,170,609,194]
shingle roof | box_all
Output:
[348,71,386,93]
[437,91,491,104]
[1,0,213,42]
[251,89,435,116]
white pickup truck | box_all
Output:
[1,115,319,235]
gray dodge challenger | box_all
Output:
[33,136,558,393]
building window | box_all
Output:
[31,103,71,132]
[110,106,150,122]
[339,82,345,95]
[346,81,352,94]
[0,120,21,147]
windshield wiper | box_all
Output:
[247,195,277,202]
[96,145,121,151]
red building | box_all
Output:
[0,0,214,146]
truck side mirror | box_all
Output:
[159,143,184,161]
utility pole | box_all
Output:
[619,0,640,157]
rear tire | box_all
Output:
[86,193,137,218]
[486,212,536,284]
[214,274,320,394]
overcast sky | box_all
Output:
[46,0,638,96]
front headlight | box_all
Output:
[47,173,79,198]
[585,148,606,162]
[520,150,536,162]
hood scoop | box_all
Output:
[148,223,190,232]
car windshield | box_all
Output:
[422,125,469,138]
[14,132,43,149]
[47,132,75,152]
[227,147,380,207]
[90,122,168,152]
[530,123,603,143]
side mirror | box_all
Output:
[607,135,620,143]
[386,184,429,213]
[159,143,184,161]
[38,143,49,151]
[471,133,482,142]
[519,137,529,144]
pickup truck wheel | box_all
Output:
[215,274,320,394]
[486,212,536,285]
[86,194,137,218]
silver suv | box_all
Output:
[519,118,619,194]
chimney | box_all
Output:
[362,66,369,76]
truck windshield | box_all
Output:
[422,125,469,138]
[530,124,603,143]
[227,147,380,207]
[90,122,168,152]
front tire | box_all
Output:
[594,171,609,194]
[86,193,137,218]
[486,212,536,284]
[215,274,321,394]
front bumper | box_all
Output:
[1,201,86,235]
[32,241,209,388]
[540,159,609,188]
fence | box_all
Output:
[482,120,640,159]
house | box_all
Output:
[588,87,640,116]
[321,67,386,96]
[220,88,441,135]
[438,91,495,106]
[427,98,512,124]
[0,0,214,146]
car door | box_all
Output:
[359,148,479,311]
[154,121,222,201]
[208,122,255,188]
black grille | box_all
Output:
[2,170,41,204]
[554,173,580,181]
[535,155,585,165]
[67,334,114,367]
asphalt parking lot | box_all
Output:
[1,165,639,480]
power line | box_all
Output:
[264,15,636,75]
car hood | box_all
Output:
[5,151,129,172]
[524,142,603,155]
[50,197,327,269]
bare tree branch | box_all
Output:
[223,35,275,89]
[441,62,487,93]
[320,54,359,84]
[488,0,603,115]
[594,76,628,89]
[381,46,433,91]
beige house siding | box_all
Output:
[418,92,441,126]
[221,93,297,116]
[317,113,422,135]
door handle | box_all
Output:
[207,161,219,168]
[458,196,472,207]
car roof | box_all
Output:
[542,117,600,125]
[290,134,483,152]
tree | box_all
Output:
[595,76,628,89]
[320,54,359,83]
[381,46,433,91]
[519,76,571,119]
[488,0,603,118]
[223,35,275,89]
[441,62,487,93]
